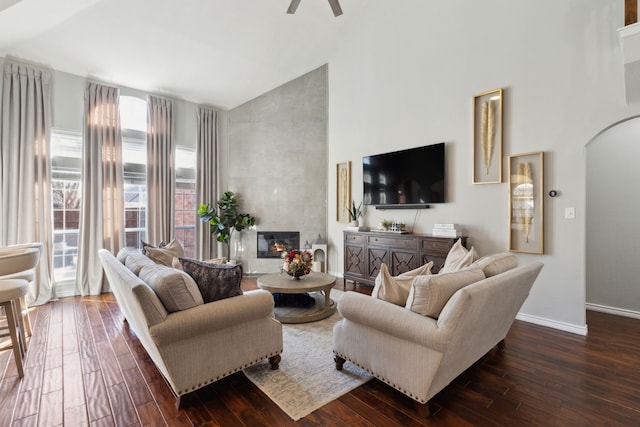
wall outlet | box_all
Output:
[565,207,576,219]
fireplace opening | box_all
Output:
[257,232,300,258]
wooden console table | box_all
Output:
[343,231,467,286]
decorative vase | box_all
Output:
[288,270,306,280]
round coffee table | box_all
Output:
[257,272,336,323]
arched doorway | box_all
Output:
[585,116,640,318]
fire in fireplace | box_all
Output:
[257,232,300,258]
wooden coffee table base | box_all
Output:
[272,292,336,323]
[257,272,337,324]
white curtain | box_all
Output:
[146,95,175,245]
[196,106,218,260]
[76,83,125,295]
[0,62,56,305]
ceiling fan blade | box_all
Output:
[287,0,301,14]
[328,0,343,17]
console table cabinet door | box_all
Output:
[366,246,390,281]
[391,249,418,275]
[344,243,366,279]
[343,231,466,286]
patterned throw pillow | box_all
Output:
[179,257,243,303]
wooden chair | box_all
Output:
[0,279,29,377]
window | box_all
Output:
[175,147,196,258]
[51,130,82,284]
[121,96,148,249]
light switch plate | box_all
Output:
[565,207,576,219]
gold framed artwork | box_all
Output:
[336,161,351,223]
[508,151,544,254]
[473,88,503,184]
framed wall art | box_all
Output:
[473,88,503,184]
[336,161,351,223]
[508,151,544,254]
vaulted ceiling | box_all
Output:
[0,0,367,109]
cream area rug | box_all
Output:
[243,289,372,421]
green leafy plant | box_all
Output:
[346,200,363,222]
[197,191,256,259]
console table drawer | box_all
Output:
[345,233,365,243]
[367,236,415,248]
[420,238,454,252]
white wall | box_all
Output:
[0,57,219,146]
[326,0,640,333]
[586,117,640,315]
[49,66,210,148]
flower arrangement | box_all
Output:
[281,249,313,278]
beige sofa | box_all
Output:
[99,249,283,406]
[332,256,543,413]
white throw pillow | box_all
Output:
[467,252,518,277]
[405,269,485,318]
[439,239,478,274]
[373,262,433,306]
[138,264,204,312]
[144,239,185,268]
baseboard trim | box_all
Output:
[586,303,640,320]
[516,312,588,336]
[54,282,77,299]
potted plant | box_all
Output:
[346,200,363,226]
[197,191,256,261]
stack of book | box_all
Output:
[432,223,462,237]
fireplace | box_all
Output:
[257,232,300,258]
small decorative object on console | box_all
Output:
[281,249,313,279]
[388,222,406,233]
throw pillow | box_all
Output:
[141,240,167,250]
[116,247,132,264]
[439,239,478,274]
[373,262,434,306]
[124,251,157,275]
[467,253,518,277]
[179,257,243,303]
[138,264,204,313]
[405,269,485,318]
[143,239,185,267]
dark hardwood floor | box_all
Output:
[1,277,639,426]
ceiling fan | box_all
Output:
[287,0,343,17]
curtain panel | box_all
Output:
[196,106,218,260]
[146,95,175,245]
[76,83,125,295]
[0,62,55,305]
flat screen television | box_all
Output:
[363,142,445,208]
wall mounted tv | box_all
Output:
[363,142,445,209]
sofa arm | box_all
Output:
[337,291,449,352]
[150,289,276,346]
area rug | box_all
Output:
[243,289,372,421]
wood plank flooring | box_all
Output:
[1,277,639,426]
